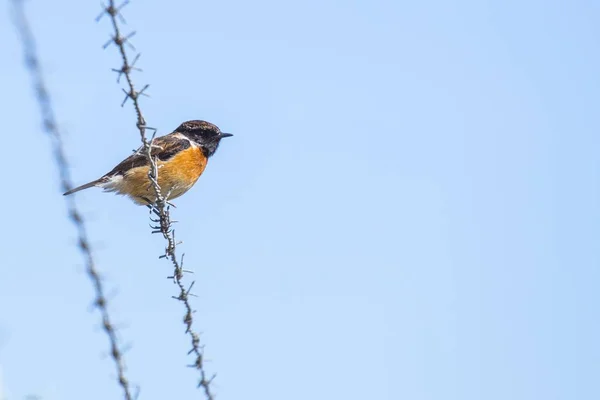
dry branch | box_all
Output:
[12,1,135,399]
[98,1,215,397]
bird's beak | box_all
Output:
[219,133,233,138]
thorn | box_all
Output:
[123,31,137,50]
[186,281,195,295]
[138,83,150,97]
[102,36,115,49]
[117,0,131,13]
[117,12,127,24]
[110,55,142,83]
[95,3,110,22]
[121,88,132,106]
[130,53,142,69]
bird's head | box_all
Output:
[175,120,233,157]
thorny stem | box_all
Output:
[12,1,134,399]
[101,1,215,397]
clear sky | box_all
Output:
[1,0,599,399]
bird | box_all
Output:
[63,120,232,205]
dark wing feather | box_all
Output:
[103,134,191,177]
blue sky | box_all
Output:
[1,0,599,399]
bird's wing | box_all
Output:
[103,133,192,178]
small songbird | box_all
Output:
[63,120,232,205]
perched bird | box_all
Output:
[63,120,232,205]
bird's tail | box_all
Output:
[63,179,102,196]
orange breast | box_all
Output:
[120,146,207,204]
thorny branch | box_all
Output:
[98,1,216,397]
[11,1,134,399]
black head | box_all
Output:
[175,120,233,158]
